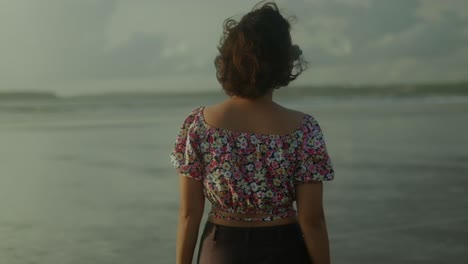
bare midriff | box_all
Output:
[208,208,298,227]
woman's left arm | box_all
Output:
[176,175,205,264]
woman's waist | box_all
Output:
[203,220,303,243]
[208,206,297,227]
[209,203,296,214]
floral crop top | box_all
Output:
[170,106,334,222]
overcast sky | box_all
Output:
[0,0,467,95]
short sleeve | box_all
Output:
[294,116,335,184]
[169,109,205,181]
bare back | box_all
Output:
[202,99,306,137]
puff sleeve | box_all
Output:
[294,116,335,184]
[170,109,205,181]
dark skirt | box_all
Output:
[197,220,312,264]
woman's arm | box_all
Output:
[295,182,331,264]
[176,175,205,264]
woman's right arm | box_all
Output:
[176,175,205,264]
[296,182,331,264]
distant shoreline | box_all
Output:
[0,91,58,100]
[1,81,467,100]
[281,81,468,97]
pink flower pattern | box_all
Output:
[170,106,334,222]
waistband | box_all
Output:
[204,220,304,243]
[209,207,297,222]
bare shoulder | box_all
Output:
[203,102,225,111]
[202,102,227,119]
[276,104,308,122]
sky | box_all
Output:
[0,0,467,95]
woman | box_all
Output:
[170,2,335,263]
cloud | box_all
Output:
[304,45,468,85]
[0,0,467,94]
[294,15,352,56]
[368,21,467,59]
[304,0,372,8]
[416,0,468,22]
[0,0,118,88]
[0,0,221,93]
[283,0,468,86]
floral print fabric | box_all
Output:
[170,106,334,222]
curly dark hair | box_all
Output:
[214,1,307,99]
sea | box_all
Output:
[1,89,468,264]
